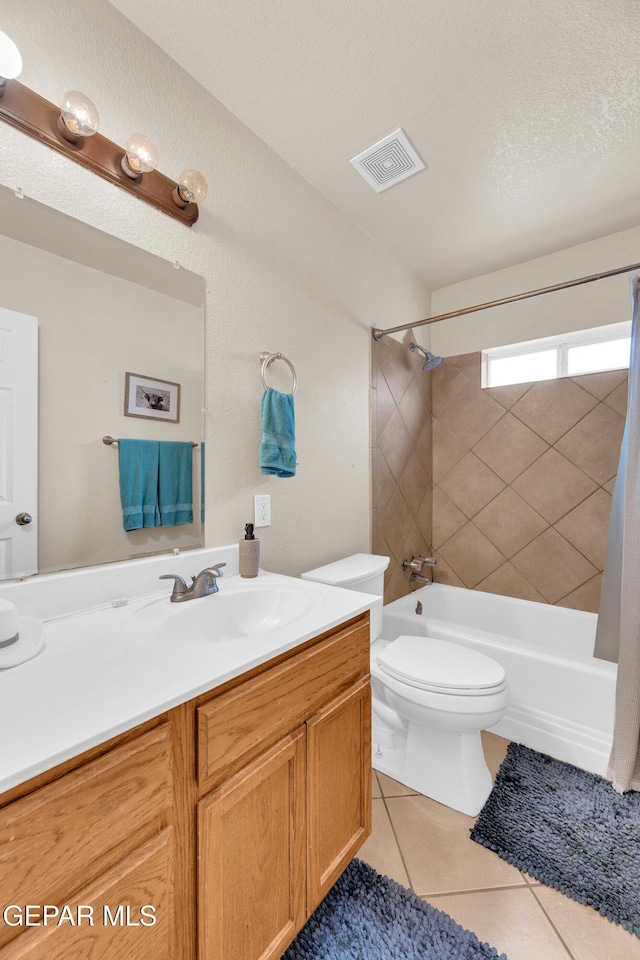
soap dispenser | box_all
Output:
[239,523,260,578]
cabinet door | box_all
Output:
[0,724,174,954]
[198,729,306,960]
[197,616,369,794]
[0,830,174,960]
[306,677,371,913]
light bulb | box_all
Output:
[173,169,208,207]
[121,133,159,179]
[58,90,99,142]
[0,30,22,87]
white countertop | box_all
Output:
[0,566,376,794]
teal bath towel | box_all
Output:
[158,441,194,526]
[260,387,296,478]
[118,439,161,531]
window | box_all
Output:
[482,322,631,389]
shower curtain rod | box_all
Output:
[371,260,640,340]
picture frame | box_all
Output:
[124,372,180,423]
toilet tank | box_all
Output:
[301,554,390,640]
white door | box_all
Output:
[0,307,38,578]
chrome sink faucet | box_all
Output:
[159,563,226,602]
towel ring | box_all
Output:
[259,352,298,395]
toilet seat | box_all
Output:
[376,635,507,697]
[301,553,511,815]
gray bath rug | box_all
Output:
[282,858,506,959]
[471,742,640,936]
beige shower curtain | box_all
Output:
[596,274,640,792]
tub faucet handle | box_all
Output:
[402,556,437,573]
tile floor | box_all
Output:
[358,732,640,960]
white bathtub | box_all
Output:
[380,583,617,776]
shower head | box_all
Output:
[409,342,443,371]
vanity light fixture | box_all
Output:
[0,30,22,95]
[173,169,208,208]
[0,38,205,226]
[121,133,159,179]
[57,90,99,143]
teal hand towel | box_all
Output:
[158,441,194,526]
[118,439,160,531]
[260,387,296,478]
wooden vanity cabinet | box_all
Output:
[306,675,371,913]
[0,611,371,960]
[0,723,181,960]
[196,614,371,960]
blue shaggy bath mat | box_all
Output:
[282,858,506,959]
[471,742,640,936]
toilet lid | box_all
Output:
[377,635,506,695]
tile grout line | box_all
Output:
[553,571,602,608]
[374,759,575,958]
[527,885,580,960]
[433,364,626,480]
[372,747,622,960]
[433,459,610,599]
[436,388,620,494]
[424,880,536,899]
[503,379,620,450]
[427,882,577,960]
[375,783,536,902]
[376,785,419,893]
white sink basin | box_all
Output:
[161,581,325,641]
[122,576,328,645]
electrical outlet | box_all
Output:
[254,494,271,527]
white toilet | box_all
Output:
[301,554,509,816]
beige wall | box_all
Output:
[371,333,433,603]
[0,234,204,574]
[0,0,429,579]
[431,354,627,612]
[430,225,640,357]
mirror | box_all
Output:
[0,184,206,580]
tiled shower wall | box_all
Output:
[371,333,433,603]
[370,344,627,612]
[431,353,627,613]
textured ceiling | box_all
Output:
[109,0,640,288]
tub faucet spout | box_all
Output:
[409,572,431,586]
[409,562,436,587]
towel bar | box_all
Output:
[259,352,298,395]
[103,436,198,447]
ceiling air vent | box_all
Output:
[350,128,425,193]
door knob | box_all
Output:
[15,512,33,526]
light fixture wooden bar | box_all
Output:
[0,80,199,226]
[372,260,640,340]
